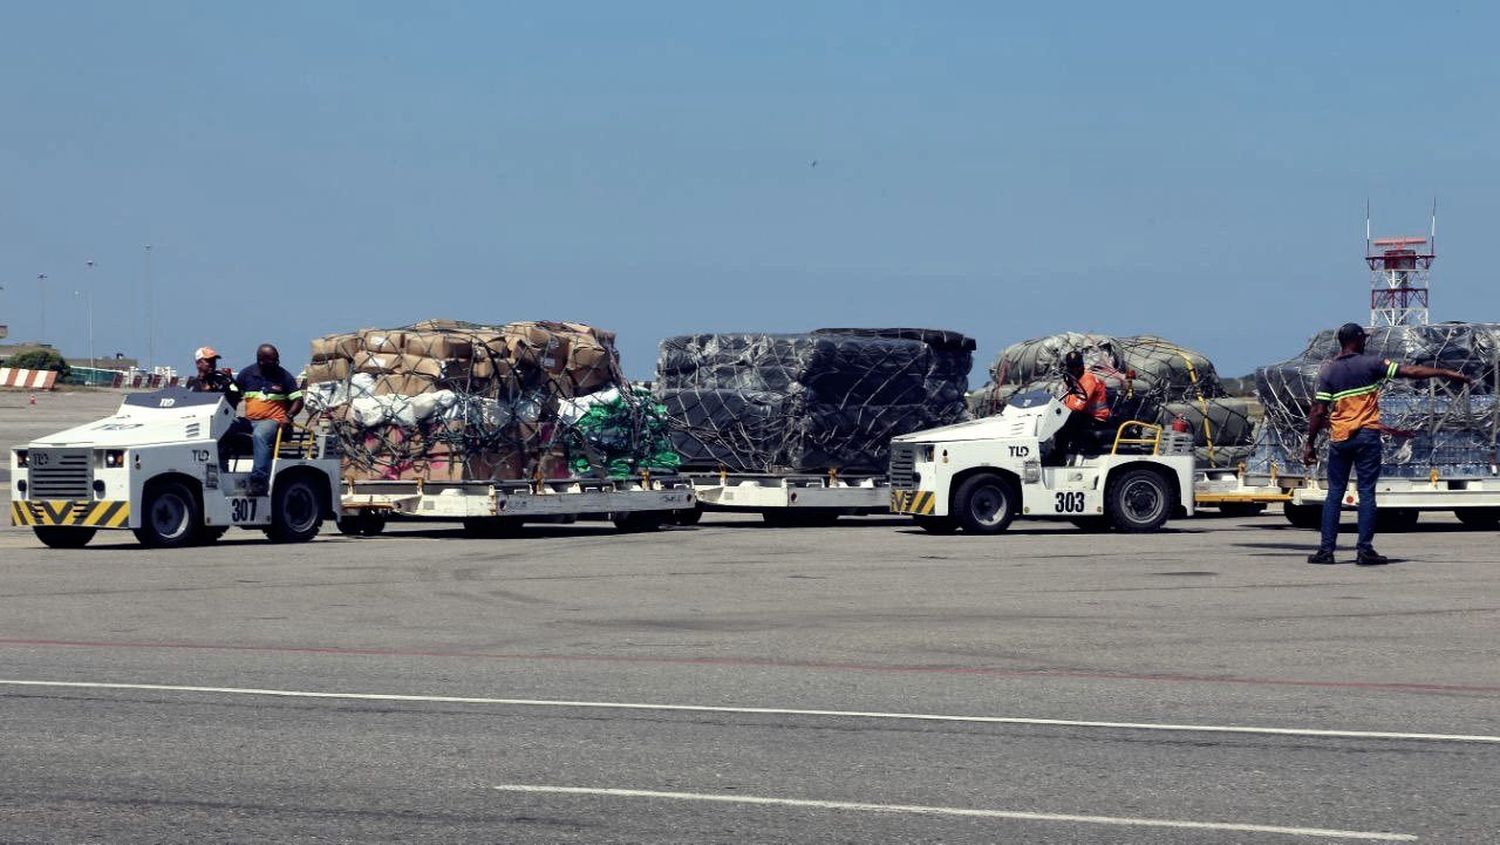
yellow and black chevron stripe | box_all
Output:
[891,490,936,515]
[11,500,130,528]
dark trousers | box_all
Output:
[229,418,281,483]
[1052,413,1110,462]
[1319,428,1382,553]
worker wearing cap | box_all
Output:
[1051,350,1111,463]
[1304,323,1469,566]
[185,347,238,401]
[232,344,304,496]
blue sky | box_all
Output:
[3,1,1497,380]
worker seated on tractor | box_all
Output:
[185,346,241,401]
[228,343,304,496]
[1048,350,1112,465]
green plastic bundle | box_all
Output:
[566,388,682,478]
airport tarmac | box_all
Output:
[1,391,1496,842]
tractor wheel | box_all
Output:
[267,475,323,543]
[133,481,201,549]
[673,506,705,526]
[1105,468,1174,533]
[953,473,1018,535]
[33,527,96,549]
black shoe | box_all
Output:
[246,478,269,497]
[1306,550,1337,565]
[1356,550,1390,566]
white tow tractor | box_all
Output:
[10,388,341,548]
[889,390,1196,533]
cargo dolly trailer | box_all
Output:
[1214,466,1500,531]
[338,473,696,536]
[684,470,891,526]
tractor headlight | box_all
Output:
[102,450,126,468]
[14,450,28,468]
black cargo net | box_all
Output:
[654,329,975,473]
[1252,323,1500,478]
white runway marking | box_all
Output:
[1,678,1496,745]
[491,785,1418,841]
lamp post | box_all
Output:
[74,290,94,372]
[36,273,47,343]
[85,261,97,367]
[143,245,153,371]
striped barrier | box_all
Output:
[127,374,181,389]
[11,500,131,528]
[891,489,937,515]
[0,368,59,390]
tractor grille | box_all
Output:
[888,444,917,489]
[27,448,92,500]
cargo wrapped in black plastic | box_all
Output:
[657,389,789,472]
[784,400,962,473]
[1119,335,1229,402]
[656,329,973,472]
[1251,322,1500,479]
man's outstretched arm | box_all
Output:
[1396,363,1470,384]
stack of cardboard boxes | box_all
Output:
[305,320,623,483]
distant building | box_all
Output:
[0,341,57,357]
[65,355,140,371]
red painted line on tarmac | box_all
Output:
[0,637,1496,695]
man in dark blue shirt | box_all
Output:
[231,344,304,496]
[1304,323,1468,566]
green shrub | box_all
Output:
[3,347,71,379]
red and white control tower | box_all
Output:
[1366,208,1434,327]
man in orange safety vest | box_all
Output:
[1050,350,1112,464]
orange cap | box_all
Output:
[194,346,220,362]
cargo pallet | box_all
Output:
[337,474,697,536]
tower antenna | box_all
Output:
[1366,208,1433,327]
